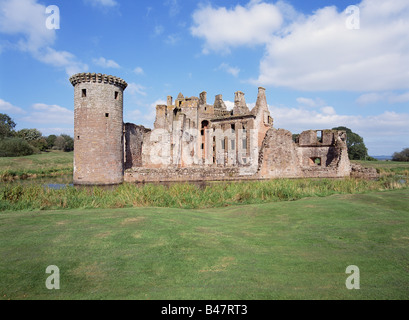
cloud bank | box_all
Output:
[0,0,87,76]
[191,0,409,92]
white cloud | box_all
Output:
[356,91,409,105]
[269,104,409,155]
[356,93,385,105]
[127,83,147,96]
[0,0,55,52]
[296,97,326,108]
[125,99,166,127]
[255,0,409,91]
[83,0,118,7]
[224,100,234,111]
[296,98,316,108]
[93,57,120,69]
[20,103,73,125]
[217,63,240,77]
[191,0,283,54]
[389,92,409,103]
[134,67,144,75]
[37,47,88,76]
[192,0,409,92]
[321,106,336,115]
[0,0,87,76]
[0,99,25,114]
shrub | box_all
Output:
[54,134,74,152]
[0,137,36,157]
[392,148,409,162]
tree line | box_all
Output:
[392,148,409,162]
[0,113,74,157]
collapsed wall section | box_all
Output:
[124,123,151,169]
[256,128,351,179]
[257,129,302,178]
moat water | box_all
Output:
[1,175,74,189]
[2,174,406,190]
[1,174,215,190]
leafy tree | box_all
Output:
[392,148,409,162]
[0,113,16,138]
[54,136,66,150]
[53,134,74,152]
[61,134,74,152]
[30,138,48,152]
[332,126,369,160]
[17,128,43,142]
[63,137,74,152]
[46,134,57,149]
[0,137,35,157]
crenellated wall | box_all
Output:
[71,74,352,185]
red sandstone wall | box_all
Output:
[71,73,126,185]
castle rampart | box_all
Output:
[70,73,351,185]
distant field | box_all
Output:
[1,151,408,180]
[0,151,73,180]
[352,160,409,176]
[1,189,408,300]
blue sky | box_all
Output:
[0,0,408,156]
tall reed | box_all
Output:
[1,176,407,212]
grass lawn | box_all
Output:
[1,188,408,300]
[0,151,73,180]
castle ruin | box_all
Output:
[70,73,351,185]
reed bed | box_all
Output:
[1,176,407,211]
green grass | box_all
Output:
[1,176,407,211]
[0,151,73,181]
[352,160,409,177]
[1,188,408,300]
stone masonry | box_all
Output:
[70,73,127,185]
[70,73,352,185]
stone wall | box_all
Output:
[70,73,127,185]
[124,123,151,169]
[256,128,351,179]
[124,166,253,183]
[350,163,379,179]
[73,76,353,185]
[257,129,302,178]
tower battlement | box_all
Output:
[69,73,128,90]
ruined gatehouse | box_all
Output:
[70,73,351,185]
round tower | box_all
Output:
[69,73,128,185]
